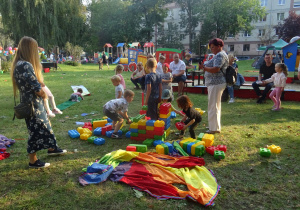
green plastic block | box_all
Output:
[173,141,189,156]
[259,148,271,157]
[162,131,167,141]
[143,139,154,147]
[214,150,225,160]
[142,105,148,111]
[130,132,139,137]
[138,129,146,134]
[182,141,191,152]
[196,133,205,141]
[154,135,163,140]
[175,119,181,123]
[133,114,145,123]
[128,144,147,153]
[91,118,103,124]
[195,145,205,156]
[87,136,97,143]
[161,143,169,155]
[121,127,129,134]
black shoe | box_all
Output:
[257,97,263,104]
[111,133,122,139]
[29,159,50,168]
[48,147,67,156]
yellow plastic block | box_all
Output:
[267,144,282,154]
[202,134,214,147]
[179,138,196,147]
[82,128,92,135]
[138,119,147,126]
[156,145,165,154]
[103,116,108,119]
[130,122,139,129]
[166,127,171,137]
[195,108,205,115]
[159,112,171,119]
[154,120,165,127]
[93,120,107,128]
[77,127,84,134]
[191,141,206,155]
[80,133,92,140]
[146,126,154,131]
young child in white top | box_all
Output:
[111,75,124,99]
[115,64,126,89]
[156,55,165,76]
[263,63,287,111]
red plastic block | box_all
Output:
[102,125,112,135]
[138,125,146,130]
[206,146,217,155]
[140,110,147,115]
[126,146,137,151]
[159,109,169,115]
[216,145,227,152]
[175,122,185,130]
[154,130,164,136]
[160,103,171,112]
[154,126,165,132]
[84,122,92,127]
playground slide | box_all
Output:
[113,57,120,64]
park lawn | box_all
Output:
[0,63,300,210]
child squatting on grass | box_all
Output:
[262,63,288,111]
[111,75,124,99]
[103,90,134,139]
[176,95,202,139]
[69,88,84,102]
[115,64,126,89]
[158,89,185,117]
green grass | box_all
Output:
[1,63,300,209]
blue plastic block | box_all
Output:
[105,123,113,126]
[126,131,131,138]
[171,111,176,119]
[165,142,173,153]
[94,127,102,136]
[106,130,114,138]
[146,120,155,126]
[117,130,122,136]
[68,130,80,138]
[130,128,139,133]
[107,118,113,123]
[94,138,105,145]
[165,123,171,129]
[153,140,164,147]
[187,142,196,154]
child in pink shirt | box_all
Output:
[69,88,84,102]
[115,64,126,89]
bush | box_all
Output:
[1,59,12,73]
[64,61,81,66]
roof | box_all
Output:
[132,42,141,47]
[117,43,126,47]
[258,39,288,50]
[103,43,112,48]
[282,37,300,49]
[143,42,154,48]
[156,48,182,53]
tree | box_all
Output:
[274,11,300,43]
[0,16,14,49]
[157,22,183,49]
[65,41,83,62]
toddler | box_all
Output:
[103,90,134,139]
[263,63,287,111]
[176,95,202,139]
[158,89,185,117]
[156,55,165,75]
[111,75,124,99]
[115,64,126,89]
[161,63,173,100]
[98,58,103,70]
[69,88,84,102]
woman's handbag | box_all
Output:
[13,96,34,120]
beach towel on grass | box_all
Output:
[71,85,90,96]
[56,97,82,111]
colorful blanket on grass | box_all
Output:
[79,150,220,206]
[0,134,15,160]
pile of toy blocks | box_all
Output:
[260,144,281,157]
[158,103,172,137]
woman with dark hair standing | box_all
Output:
[199,38,228,134]
[102,51,109,70]
[11,36,66,168]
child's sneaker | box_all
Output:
[228,98,235,104]
[271,108,280,111]
[29,159,50,168]
[111,133,122,139]
[47,111,56,118]
[48,147,67,156]
[52,108,63,115]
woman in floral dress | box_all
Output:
[11,36,66,168]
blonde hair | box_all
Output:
[11,36,43,96]
[146,58,157,69]
[185,53,191,58]
[115,64,124,74]
[124,89,134,98]
[228,53,234,60]
[159,55,165,60]
[275,63,288,77]
[111,75,121,82]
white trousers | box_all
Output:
[207,83,226,131]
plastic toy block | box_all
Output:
[82,125,92,131]
[93,120,108,128]
[80,133,92,140]
[146,126,154,131]
[216,145,227,152]
[175,119,181,123]
[84,122,92,127]
[154,120,165,127]
[202,134,214,147]
[106,130,114,138]
[138,125,146,130]
[159,109,169,115]
[138,133,147,139]
[159,112,171,119]
[77,127,84,134]
[87,136,97,143]
[142,105,148,111]
[130,128,139,133]
[196,133,205,141]
[160,103,171,111]
[170,111,176,119]
[105,123,113,126]
[121,127,129,134]
[153,140,164,147]
[154,126,165,132]
[131,132,139,137]
[81,128,92,135]
[140,110,147,115]
[68,130,80,139]
[165,128,170,137]
[187,142,196,154]
[146,120,155,126]
[128,144,147,153]
[173,141,189,156]
[195,108,205,115]
[126,146,137,152]
[130,122,139,129]
[138,129,146,134]
[132,114,145,123]
[102,116,108,119]
[107,118,113,123]
[101,125,112,135]
[175,122,185,130]
[146,130,155,135]
[260,148,271,157]
[191,141,205,155]
[139,119,147,126]
[165,123,171,130]
[94,138,105,145]
[214,150,225,160]
[162,131,167,141]
[143,139,154,147]
[156,145,164,154]
[195,145,205,156]
[93,127,102,136]
[125,131,131,138]
[91,118,102,124]
[206,146,217,155]
[161,144,169,155]
[179,138,196,147]
[165,142,173,153]
[267,145,281,154]
[154,130,164,136]
[154,135,163,140]
[182,141,192,152]
[130,137,145,141]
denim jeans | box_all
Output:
[227,86,234,99]
[235,73,245,86]
[252,81,274,99]
[131,77,145,90]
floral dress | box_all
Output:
[14,61,57,154]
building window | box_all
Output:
[191,33,196,40]
[294,2,300,8]
[180,34,185,41]
[261,0,268,6]
[258,44,264,50]
[277,13,284,21]
[275,28,280,36]
[244,31,251,37]
[228,33,234,38]
[260,15,267,22]
[258,29,265,37]
[243,44,250,51]
[278,0,285,5]
[228,45,234,52]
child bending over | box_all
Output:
[103,90,134,139]
[176,95,202,139]
[158,89,185,117]
[111,75,124,99]
[115,64,126,89]
[69,88,84,102]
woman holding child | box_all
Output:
[199,38,228,134]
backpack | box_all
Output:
[221,65,237,85]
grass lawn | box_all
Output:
[1,63,300,209]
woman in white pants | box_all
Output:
[199,38,228,134]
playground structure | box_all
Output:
[119,48,146,72]
[103,43,113,57]
[282,36,300,77]
[155,48,183,64]
[143,42,155,55]
[129,42,141,49]
[116,43,127,58]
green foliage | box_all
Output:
[0,59,11,72]
[40,53,47,61]
[64,60,81,66]
[157,22,183,49]
[274,11,300,42]
[65,42,83,62]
